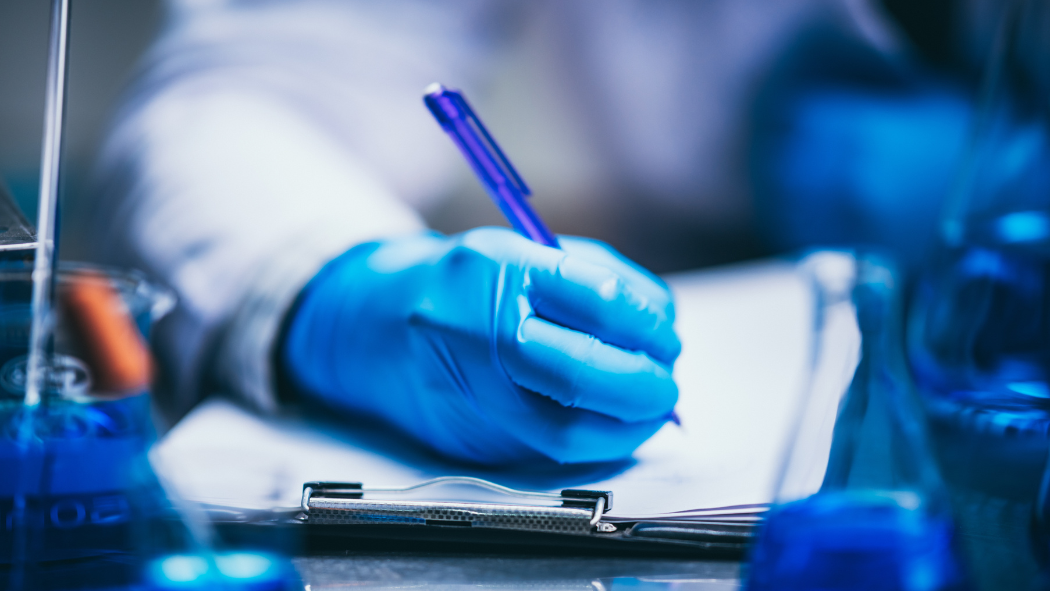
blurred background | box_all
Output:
[0,0,1006,272]
[0,0,161,259]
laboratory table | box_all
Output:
[292,552,741,589]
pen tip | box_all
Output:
[669,410,682,427]
[424,82,445,96]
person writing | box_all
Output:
[90,0,891,464]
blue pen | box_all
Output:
[423,84,559,248]
[423,83,681,427]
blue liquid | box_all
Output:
[0,395,180,590]
[746,492,965,591]
[146,552,299,591]
[908,221,1050,499]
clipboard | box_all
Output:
[288,477,755,557]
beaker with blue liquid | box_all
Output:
[0,264,186,589]
[747,252,969,591]
[0,265,301,590]
[907,0,1050,587]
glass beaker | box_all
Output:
[910,0,1050,494]
[1033,454,1050,590]
[747,251,968,591]
[907,0,1050,587]
[0,263,199,590]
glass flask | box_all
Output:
[906,0,1050,587]
[1034,454,1050,590]
[747,251,968,591]
[0,263,192,590]
[0,264,302,590]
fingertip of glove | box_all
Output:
[654,331,683,367]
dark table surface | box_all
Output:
[292,553,742,590]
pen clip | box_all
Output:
[424,84,532,199]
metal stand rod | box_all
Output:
[26,0,71,407]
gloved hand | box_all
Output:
[281,227,681,465]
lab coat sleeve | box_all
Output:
[92,82,425,425]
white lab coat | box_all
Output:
[90,0,895,425]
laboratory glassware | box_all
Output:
[0,264,185,590]
[0,264,298,590]
[1033,453,1050,590]
[906,0,1050,587]
[747,251,968,591]
[1,0,300,585]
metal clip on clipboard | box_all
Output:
[301,477,616,535]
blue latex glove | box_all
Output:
[281,227,681,466]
